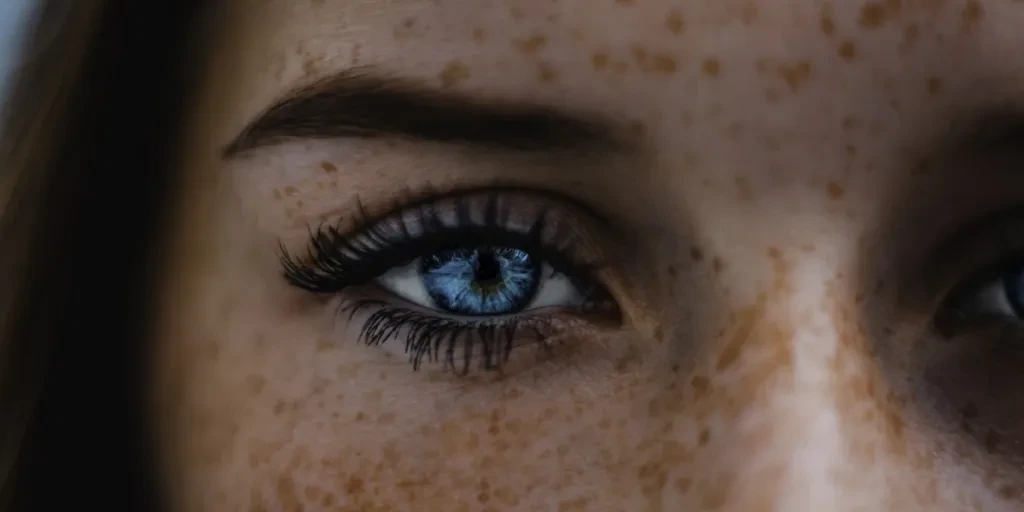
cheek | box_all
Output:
[911,326,1024,475]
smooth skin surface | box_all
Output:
[154,0,1024,510]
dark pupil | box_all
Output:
[420,246,541,316]
[474,252,501,284]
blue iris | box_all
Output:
[420,246,541,315]
[1005,266,1024,316]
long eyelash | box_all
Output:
[279,189,598,294]
[341,299,560,374]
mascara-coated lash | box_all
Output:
[279,189,603,296]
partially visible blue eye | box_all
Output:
[377,245,586,316]
[1005,266,1024,317]
[950,265,1024,320]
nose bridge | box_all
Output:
[678,244,888,511]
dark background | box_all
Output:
[2,1,205,510]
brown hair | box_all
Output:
[0,1,204,509]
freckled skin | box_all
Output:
[153,0,1024,511]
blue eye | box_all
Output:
[377,245,586,316]
[952,265,1024,320]
[1005,267,1024,317]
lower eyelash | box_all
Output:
[340,299,568,374]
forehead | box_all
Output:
[216,0,1024,150]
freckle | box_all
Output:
[698,427,711,446]
[591,52,610,71]
[767,247,781,259]
[691,375,709,397]
[651,54,677,74]
[354,411,367,421]
[778,61,812,92]
[690,247,704,262]
[740,4,759,24]
[666,10,685,34]
[472,28,486,43]
[345,476,365,495]
[859,2,888,29]
[734,176,752,200]
[304,484,322,502]
[726,121,744,139]
[631,45,648,64]
[276,476,299,510]
[999,485,1020,500]
[826,181,845,200]
[712,257,725,274]
[667,264,678,277]
[961,0,983,25]
[320,161,337,173]
[653,325,664,342]
[837,40,857,61]
[841,116,859,131]
[926,76,943,95]
[377,412,396,425]
[283,186,297,197]
[245,374,266,395]
[820,15,836,36]
[439,60,470,87]
[514,35,548,55]
[272,400,286,416]
[537,63,558,83]
[504,418,521,434]
[272,188,283,200]
[899,23,920,53]
[675,477,692,493]
[701,58,721,77]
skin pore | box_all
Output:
[153,0,1024,510]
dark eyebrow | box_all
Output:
[223,68,620,157]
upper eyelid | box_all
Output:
[280,187,614,293]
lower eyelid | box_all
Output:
[329,297,607,374]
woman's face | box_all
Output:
[154,1,1024,510]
